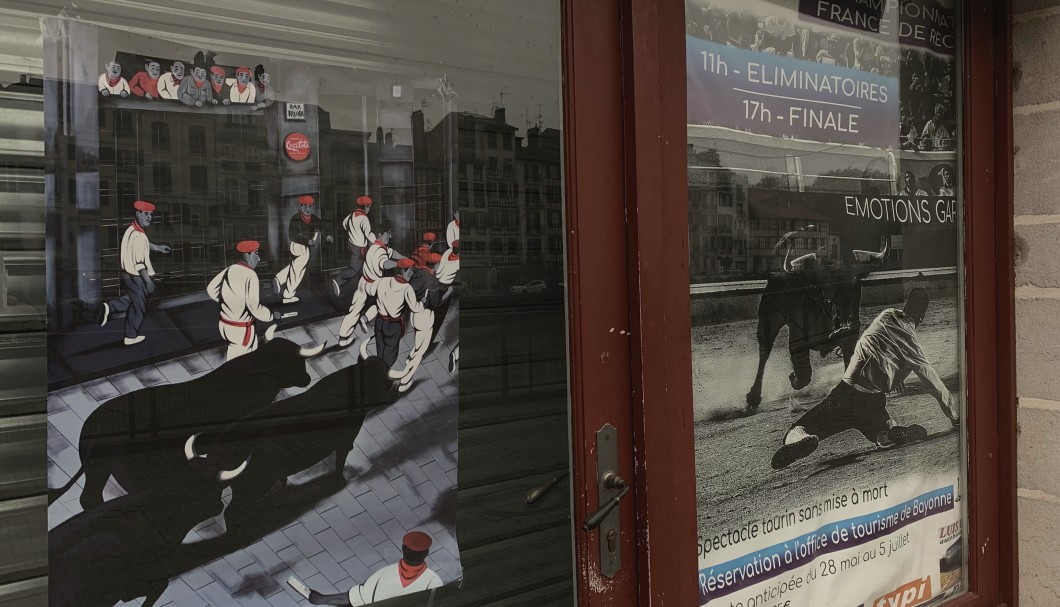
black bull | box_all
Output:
[745,264,879,409]
[49,436,249,607]
[48,335,324,511]
[202,355,397,521]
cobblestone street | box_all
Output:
[47,307,461,607]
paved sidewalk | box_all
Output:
[47,306,461,607]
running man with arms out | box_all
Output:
[770,288,959,470]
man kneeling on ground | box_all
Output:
[771,288,959,470]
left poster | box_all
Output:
[43,19,461,607]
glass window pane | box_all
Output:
[686,1,966,605]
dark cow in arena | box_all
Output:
[49,434,249,607]
[48,325,326,510]
[745,241,889,410]
[207,355,397,523]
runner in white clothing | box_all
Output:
[338,225,400,347]
[292,531,442,606]
[332,195,375,296]
[446,210,460,248]
[207,240,278,361]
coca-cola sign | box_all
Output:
[283,132,311,161]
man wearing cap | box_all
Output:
[98,60,131,98]
[338,225,400,347]
[389,251,447,392]
[208,66,232,106]
[446,210,460,249]
[207,240,279,361]
[371,258,425,368]
[274,195,333,304]
[332,195,375,297]
[227,67,257,104]
[291,531,442,605]
[98,201,171,345]
[157,61,184,100]
[128,59,162,100]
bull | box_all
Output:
[48,325,326,511]
[49,434,249,607]
[745,240,888,410]
[204,355,397,523]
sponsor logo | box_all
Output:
[938,520,961,544]
[284,132,311,161]
[285,103,306,121]
[870,576,933,607]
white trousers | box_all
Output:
[219,320,258,362]
[275,241,310,299]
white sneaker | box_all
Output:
[123,335,145,346]
[282,296,300,304]
[99,303,110,327]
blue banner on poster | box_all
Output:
[686,35,899,148]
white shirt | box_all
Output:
[843,308,953,411]
[226,79,256,103]
[207,263,271,323]
[363,242,395,282]
[344,210,375,248]
[157,73,181,99]
[446,220,459,248]
[435,248,459,286]
[347,563,442,605]
[120,223,154,277]
[98,74,130,95]
[376,277,423,318]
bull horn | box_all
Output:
[217,456,251,483]
[299,341,327,357]
[184,433,202,461]
[263,324,277,343]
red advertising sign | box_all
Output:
[284,132,311,161]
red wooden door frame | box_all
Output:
[564,0,1016,604]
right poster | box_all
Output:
[685,0,967,605]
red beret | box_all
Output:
[427,253,442,264]
[402,531,432,552]
[356,195,373,206]
[133,200,156,212]
[297,195,314,205]
[236,240,260,253]
[396,258,415,269]
[236,67,252,76]
[423,232,437,242]
[209,66,226,75]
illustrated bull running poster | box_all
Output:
[686,0,965,605]
[44,19,461,607]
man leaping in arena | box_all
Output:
[770,288,959,470]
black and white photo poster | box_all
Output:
[686,0,965,605]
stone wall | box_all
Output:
[1014,2,1060,604]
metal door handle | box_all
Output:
[581,473,629,531]
[586,424,624,577]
